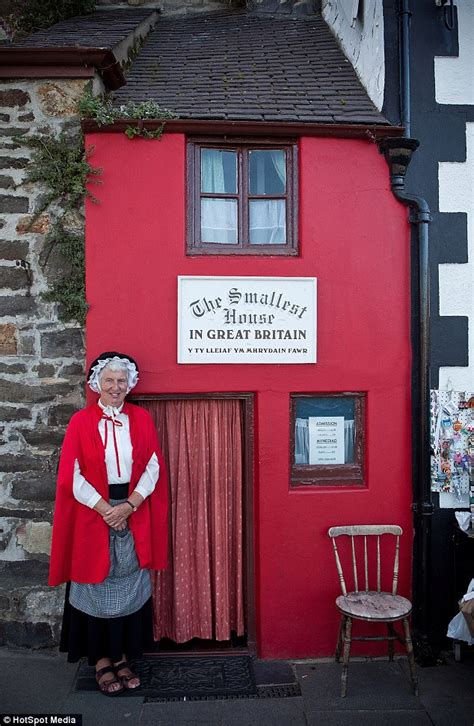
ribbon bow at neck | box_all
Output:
[101,413,123,477]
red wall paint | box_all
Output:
[85,132,413,658]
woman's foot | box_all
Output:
[113,659,141,690]
[95,659,123,697]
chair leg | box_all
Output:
[335,615,345,663]
[402,618,418,696]
[341,616,352,698]
[387,623,395,661]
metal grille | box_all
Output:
[144,683,302,703]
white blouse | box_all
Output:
[73,400,159,508]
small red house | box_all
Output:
[85,9,411,659]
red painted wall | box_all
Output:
[85,132,412,658]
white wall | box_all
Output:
[435,0,474,105]
[322,0,385,111]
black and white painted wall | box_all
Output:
[324,0,472,498]
[323,0,473,644]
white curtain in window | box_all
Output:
[295,418,355,464]
[201,199,237,244]
[250,150,286,195]
[270,150,286,187]
[201,150,226,193]
[249,199,286,244]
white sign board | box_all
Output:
[178,276,317,364]
[308,417,345,465]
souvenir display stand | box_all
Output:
[431,391,474,659]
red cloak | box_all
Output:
[48,402,169,586]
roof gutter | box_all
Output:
[82,118,403,140]
[0,47,126,89]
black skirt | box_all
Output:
[60,583,155,666]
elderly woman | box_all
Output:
[49,351,168,696]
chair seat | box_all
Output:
[336,591,412,621]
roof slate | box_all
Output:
[11,9,156,49]
[114,10,389,125]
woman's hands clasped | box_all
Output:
[102,503,132,531]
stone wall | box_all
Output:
[0,78,87,648]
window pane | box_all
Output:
[201,198,237,244]
[201,149,237,194]
[294,397,355,465]
[249,149,286,195]
[249,199,286,244]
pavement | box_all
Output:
[0,646,473,726]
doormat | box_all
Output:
[75,655,257,699]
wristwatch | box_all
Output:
[125,500,137,513]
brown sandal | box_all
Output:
[114,660,141,690]
[95,665,124,697]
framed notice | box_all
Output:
[178,276,317,364]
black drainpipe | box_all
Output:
[379,0,434,660]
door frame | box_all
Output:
[131,392,256,655]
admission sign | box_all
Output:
[308,417,345,465]
[178,276,317,364]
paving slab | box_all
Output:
[141,698,224,723]
[220,696,307,726]
[252,659,297,685]
[418,696,474,726]
[398,651,474,725]
[399,653,474,698]
[305,710,432,725]
[295,659,422,710]
[0,648,77,713]
[58,691,145,724]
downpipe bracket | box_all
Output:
[412,501,435,516]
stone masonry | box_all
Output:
[0,78,86,648]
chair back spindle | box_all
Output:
[328,525,403,595]
[364,535,369,591]
[392,534,400,595]
[351,536,359,592]
[331,537,347,595]
[377,535,381,591]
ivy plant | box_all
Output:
[22,87,177,324]
[24,133,101,215]
[3,0,95,38]
[23,132,100,324]
[41,222,88,324]
[77,88,178,138]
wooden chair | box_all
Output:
[328,524,418,697]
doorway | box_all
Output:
[135,394,255,654]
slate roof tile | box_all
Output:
[10,9,155,49]
[113,10,389,125]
